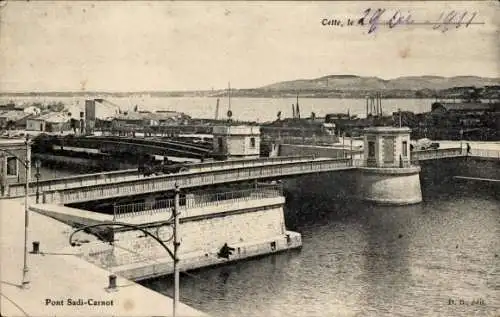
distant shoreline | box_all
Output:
[2,74,498,99]
[0,93,494,100]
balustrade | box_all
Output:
[113,184,283,219]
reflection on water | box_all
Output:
[142,183,499,317]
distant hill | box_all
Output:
[1,75,499,99]
[259,75,500,92]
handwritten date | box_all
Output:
[322,8,481,34]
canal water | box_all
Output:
[142,181,500,317]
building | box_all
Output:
[358,126,422,205]
[0,138,31,194]
[0,103,17,111]
[363,126,412,168]
[212,125,260,159]
[26,112,70,133]
[112,111,189,129]
[0,110,33,130]
[431,102,499,115]
[22,106,42,116]
[112,112,152,129]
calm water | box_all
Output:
[143,182,499,317]
[1,96,434,122]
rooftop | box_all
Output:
[114,111,187,121]
[31,112,70,123]
[364,126,411,133]
[432,102,499,112]
[0,110,32,122]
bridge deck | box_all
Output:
[42,157,356,204]
[5,147,497,204]
[5,156,317,197]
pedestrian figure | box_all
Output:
[466,143,471,155]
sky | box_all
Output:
[0,1,499,92]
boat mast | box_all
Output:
[227,82,233,121]
[228,82,231,111]
[214,98,220,120]
[296,93,300,119]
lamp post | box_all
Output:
[68,185,181,317]
[35,159,41,204]
[22,135,31,288]
[173,184,180,317]
[0,136,31,288]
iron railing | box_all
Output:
[411,148,464,160]
[4,155,315,198]
[42,158,354,204]
[113,184,283,219]
[6,169,140,197]
[354,159,415,168]
[469,148,500,159]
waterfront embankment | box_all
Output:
[0,198,208,317]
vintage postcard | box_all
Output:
[0,1,499,317]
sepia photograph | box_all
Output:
[0,1,499,316]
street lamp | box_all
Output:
[0,135,32,288]
[173,184,180,317]
[23,135,31,289]
[68,184,181,317]
[35,159,41,204]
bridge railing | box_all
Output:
[185,155,316,173]
[411,148,464,160]
[351,159,414,168]
[469,148,500,159]
[4,155,315,198]
[113,137,210,153]
[113,184,283,219]
[6,168,139,197]
[42,158,354,204]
